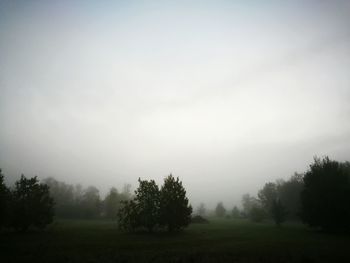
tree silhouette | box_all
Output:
[301,157,350,231]
[134,178,160,232]
[11,175,54,232]
[215,202,226,217]
[270,199,287,225]
[0,169,10,229]
[159,174,192,232]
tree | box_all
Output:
[278,173,303,219]
[81,186,101,219]
[258,182,278,211]
[104,187,122,220]
[159,174,192,232]
[134,178,160,232]
[215,202,226,217]
[11,175,54,232]
[196,203,206,217]
[301,156,350,231]
[117,199,140,231]
[231,206,240,218]
[270,199,287,225]
[249,204,266,223]
[0,169,10,229]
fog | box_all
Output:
[0,0,350,209]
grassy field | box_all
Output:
[1,219,350,263]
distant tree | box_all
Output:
[301,156,350,231]
[134,178,160,232]
[258,182,278,211]
[11,175,54,232]
[104,187,121,220]
[270,199,287,225]
[159,174,192,232]
[196,203,206,217]
[215,202,226,217]
[241,193,259,217]
[231,206,240,218]
[81,186,101,219]
[43,177,76,218]
[0,169,10,229]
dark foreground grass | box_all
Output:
[1,219,350,263]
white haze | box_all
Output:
[0,0,350,209]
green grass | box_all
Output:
[1,219,350,262]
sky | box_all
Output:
[0,0,350,209]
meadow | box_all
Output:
[1,219,350,263]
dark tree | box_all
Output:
[301,157,350,231]
[249,204,266,223]
[0,169,10,229]
[159,174,192,232]
[117,199,140,231]
[258,182,278,211]
[278,173,303,219]
[134,178,160,232]
[11,175,54,231]
[270,199,287,225]
[215,202,226,217]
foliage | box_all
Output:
[11,175,54,231]
[249,204,266,223]
[159,175,192,231]
[134,178,160,232]
[278,173,303,219]
[301,156,350,231]
[117,199,140,231]
[270,199,287,225]
[117,175,192,232]
[215,202,226,217]
[0,169,10,228]
[258,182,278,211]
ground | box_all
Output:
[1,219,350,262]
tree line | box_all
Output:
[1,156,350,232]
[196,156,350,231]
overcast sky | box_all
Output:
[1,0,350,208]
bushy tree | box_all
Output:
[258,182,278,211]
[134,178,160,232]
[215,202,226,217]
[117,199,140,231]
[301,157,350,231]
[11,175,54,232]
[0,169,10,229]
[270,199,287,225]
[249,204,266,223]
[278,173,303,219]
[159,175,192,232]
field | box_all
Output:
[1,219,350,263]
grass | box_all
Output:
[1,218,350,262]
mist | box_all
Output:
[1,0,350,209]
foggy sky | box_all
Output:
[1,0,350,209]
